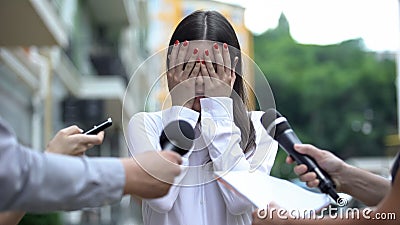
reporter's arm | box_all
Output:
[1,146,180,212]
[289,144,390,206]
[0,118,182,213]
[120,151,182,199]
[0,212,25,225]
[0,124,105,224]
[338,163,390,206]
[0,117,125,213]
[0,147,125,212]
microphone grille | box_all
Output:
[159,120,194,155]
[261,108,281,125]
[261,108,291,139]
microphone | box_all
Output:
[261,108,340,202]
[159,120,195,156]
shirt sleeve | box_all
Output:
[0,119,125,212]
[127,107,199,213]
[247,111,279,174]
[199,98,278,215]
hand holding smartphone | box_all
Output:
[83,118,113,135]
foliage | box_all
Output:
[18,213,62,225]
[254,14,397,168]
[270,149,297,180]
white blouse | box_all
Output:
[127,97,278,225]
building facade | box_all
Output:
[0,0,150,224]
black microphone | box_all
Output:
[160,120,195,156]
[261,108,340,203]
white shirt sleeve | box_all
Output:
[127,106,199,213]
[199,97,278,215]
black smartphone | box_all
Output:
[83,118,113,135]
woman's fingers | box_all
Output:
[202,74,213,91]
[203,49,218,78]
[200,59,209,77]
[212,43,225,78]
[182,48,199,78]
[196,71,204,92]
[190,60,201,79]
[176,40,189,73]
[231,56,238,88]
[222,43,232,74]
[168,40,192,91]
[168,40,180,71]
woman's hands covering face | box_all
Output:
[167,40,201,109]
[167,41,238,110]
[199,42,238,98]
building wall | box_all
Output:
[0,0,149,224]
[0,64,33,146]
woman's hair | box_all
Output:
[167,10,255,153]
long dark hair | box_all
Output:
[167,10,255,153]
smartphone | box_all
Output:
[83,118,112,135]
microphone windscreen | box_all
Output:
[261,109,292,139]
[159,120,194,155]
[261,108,281,137]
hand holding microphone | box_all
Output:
[261,109,340,203]
[287,144,346,192]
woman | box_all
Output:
[128,10,278,225]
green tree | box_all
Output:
[18,213,62,225]
[254,14,396,173]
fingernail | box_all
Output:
[183,40,188,47]
[205,49,209,56]
[213,43,218,49]
[223,43,228,49]
[201,60,205,65]
[174,40,179,46]
[193,48,198,54]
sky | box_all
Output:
[217,0,400,52]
